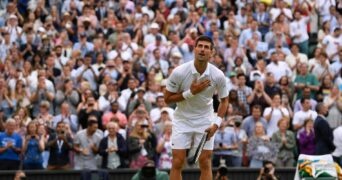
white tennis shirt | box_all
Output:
[166,61,228,133]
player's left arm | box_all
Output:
[206,75,229,140]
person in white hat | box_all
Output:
[143,22,167,46]
[3,14,22,44]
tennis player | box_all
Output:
[164,35,229,180]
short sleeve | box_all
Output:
[216,75,229,99]
[166,70,181,93]
[74,132,81,145]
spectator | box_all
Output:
[156,121,172,169]
[292,97,318,132]
[314,103,335,155]
[263,94,290,137]
[127,87,152,115]
[236,73,252,115]
[78,97,103,130]
[22,121,45,170]
[293,86,317,113]
[266,52,292,82]
[99,122,127,169]
[227,89,247,117]
[285,44,308,71]
[0,119,22,170]
[154,108,172,138]
[74,119,103,170]
[150,96,174,123]
[333,125,342,166]
[36,101,54,128]
[247,122,277,168]
[55,79,80,115]
[73,53,99,91]
[323,86,342,129]
[247,80,272,111]
[242,105,268,137]
[294,63,320,100]
[52,102,79,134]
[46,121,73,170]
[131,160,169,180]
[298,119,315,155]
[289,11,310,55]
[271,118,296,167]
[102,101,128,129]
[127,120,157,169]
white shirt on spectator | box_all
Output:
[289,17,310,43]
[333,126,342,157]
[330,60,342,77]
[239,28,262,48]
[269,8,293,21]
[322,34,342,62]
[266,61,292,81]
[4,25,22,44]
[117,88,136,112]
[73,65,99,91]
[285,53,308,69]
[292,109,318,129]
[263,107,290,137]
[150,107,175,123]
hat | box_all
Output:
[137,87,146,93]
[196,1,204,8]
[172,52,182,58]
[38,27,46,33]
[40,101,50,108]
[190,28,198,34]
[8,14,17,20]
[160,107,169,114]
[156,35,162,41]
[149,22,160,29]
[228,71,237,77]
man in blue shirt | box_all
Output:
[0,119,22,170]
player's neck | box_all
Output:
[194,61,207,75]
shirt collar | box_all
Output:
[191,61,210,77]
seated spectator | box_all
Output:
[47,121,73,170]
[127,120,157,169]
[271,118,296,167]
[74,119,103,170]
[298,119,315,155]
[228,89,247,117]
[22,121,45,170]
[247,122,278,168]
[156,121,172,169]
[0,119,22,170]
[247,80,272,112]
[242,105,268,137]
[99,122,127,169]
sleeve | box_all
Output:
[263,107,271,117]
[284,132,296,150]
[216,74,229,99]
[322,36,329,46]
[98,138,107,157]
[166,69,181,93]
[292,113,300,125]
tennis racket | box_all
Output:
[187,132,208,165]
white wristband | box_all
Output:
[212,116,223,128]
[182,90,194,99]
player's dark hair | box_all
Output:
[195,35,214,50]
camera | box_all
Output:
[218,159,228,177]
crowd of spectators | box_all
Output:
[0,0,341,172]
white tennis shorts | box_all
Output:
[171,127,215,150]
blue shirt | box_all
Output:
[214,127,237,155]
[0,132,22,161]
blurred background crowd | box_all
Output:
[0,0,341,172]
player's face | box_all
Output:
[194,40,213,63]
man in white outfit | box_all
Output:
[164,35,229,180]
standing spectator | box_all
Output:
[0,119,22,170]
[74,119,103,170]
[333,125,342,166]
[127,120,157,169]
[149,96,174,123]
[78,97,103,130]
[156,121,173,169]
[247,80,272,111]
[102,101,128,130]
[264,72,282,98]
[314,103,335,155]
[22,121,45,170]
[293,86,317,113]
[285,44,308,71]
[54,79,80,115]
[263,94,290,137]
[323,86,342,129]
[47,121,73,170]
[236,73,252,115]
[292,97,318,132]
[298,119,315,155]
[266,52,292,82]
[294,63,320,100]
[247,122,277,168]
[73,53,99,91]
[322,27,341,62]
[52,102,79,135]
[227,89,247,117]
[99,122,127,169]
[127,87,152,115]
[271,118,296,167]
[289,11,310,55]
[242,105,268,137]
